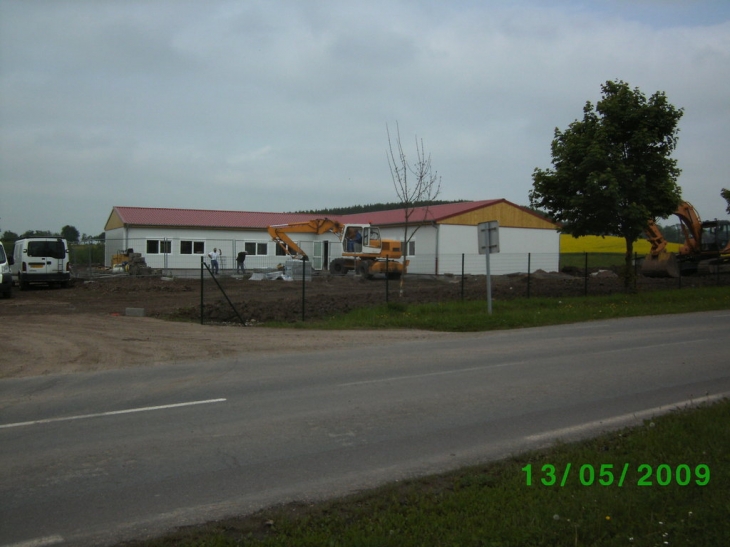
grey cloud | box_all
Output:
[1,0,728,236]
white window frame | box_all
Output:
[180,240,205,255]
[147,239,171,255]
[244,242,269,256]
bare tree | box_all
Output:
[386,122,442,295]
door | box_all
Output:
[312,241,324,270]
[27,240,66,275]
[362,227,382,254]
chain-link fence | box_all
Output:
[67,237,729,295]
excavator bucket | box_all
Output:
[640,250,680,278]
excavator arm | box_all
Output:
[267,218,345,260]
[642,201,712,277]
[644,219,668,256]
[645,202,703,257]
[673,202,703,255]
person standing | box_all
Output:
[208,248,220,275]
[236,251,247,273]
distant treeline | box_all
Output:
[293,200,468,216]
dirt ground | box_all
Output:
[0,269,723,379]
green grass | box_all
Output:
[276,286,730,332]
[127,399,730,547]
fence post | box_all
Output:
[527,253,531,298]
[200,256,204,325]
[584,252,588,296]
[461,254,465,301]
[385,257,389,303]
[301,256,306,322]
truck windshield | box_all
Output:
[0,246,6,263]
[27,240,66,259]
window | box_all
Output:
[244,242,269,255]
[27,240,66,259]
[146,240,171,254]
[401,240,416,256]
[363,227,380,246]
[180,240,205,254]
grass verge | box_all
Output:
[128,399,729,547]
[277,286,730,332]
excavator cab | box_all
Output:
[342,225,382,256]
[700,220,730,253]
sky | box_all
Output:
[1,0,729,237]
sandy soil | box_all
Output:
[0,313,445,379]
[0,274,466,379]
[0,270,717,379]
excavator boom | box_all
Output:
[267,218,345,260]
[642,201,730,277]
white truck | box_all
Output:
[11,237,71,289]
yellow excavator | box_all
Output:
[267,218,408,279]
[641,202,730,277]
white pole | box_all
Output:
[486,229,492,315]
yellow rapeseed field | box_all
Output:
[560,234,681,254]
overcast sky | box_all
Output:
[1,0,729,237]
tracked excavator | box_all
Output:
[641,201,730,277]
[267,218,408,279]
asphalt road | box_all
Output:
[1,311,729,547]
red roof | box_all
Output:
[109,200,536,230]
[341,200,504,225]
[110,207,322,229]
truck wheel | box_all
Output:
[357,261,372,279]
[329,260,347,276]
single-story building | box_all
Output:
[104,200,559,275]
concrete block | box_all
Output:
[125,307,145,317]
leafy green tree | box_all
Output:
[530,80,683,287]
[722,188,730,214]
[2,230,19,243]
[20,230,54,238]
[655,223,685,244]
[61,225,80,243]
[1,230,18,251]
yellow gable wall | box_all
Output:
[105,209,124,230]
[440,201,556,229]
